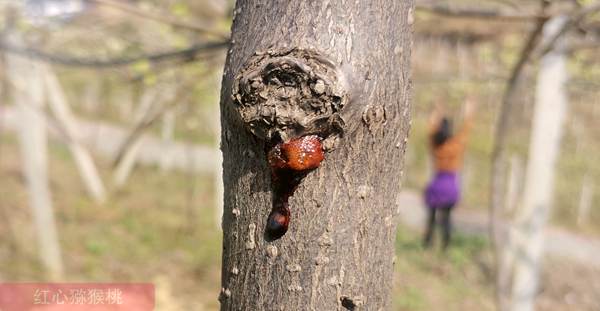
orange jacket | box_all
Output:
[429,116,473,172]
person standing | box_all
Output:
[423,99,475,250]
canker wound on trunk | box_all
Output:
[232,48,347,240]
[265,135,324,240]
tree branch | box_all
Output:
[0,40,229,68]
[534,1,600,57]
[111,69,207,167]
[416,3,544,22]
[87,0,229,39]
[492,13,549,158]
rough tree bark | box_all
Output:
[219,1,414,310]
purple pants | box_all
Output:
[424,171,460,208]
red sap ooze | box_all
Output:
[280,135,324,171]
[267,135,324,172]
[265,135,324,240]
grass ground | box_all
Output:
[393,227,494,311]
[0,133,221,309]
[1,133,599,310]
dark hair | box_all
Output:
[433,117,453,147]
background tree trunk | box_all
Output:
[510,15,568,311]
[489,4,549,310]
[577,174,592,226]
[7,49,64,281]
[504,154,523,214]
[219,1,414,310]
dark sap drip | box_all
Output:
[265,135,324,241]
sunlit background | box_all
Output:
[0,0,598,310]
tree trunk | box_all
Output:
[510,15,568,311]
[504,154,523,214]
[577,174,592,226]
[489,4,549,310]
[6,49,64,280]
[219,1,414,310]
[211,103,224,229]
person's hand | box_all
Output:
[429,103,443,128]
[464,97,477,118]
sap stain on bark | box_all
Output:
[231,48,348,240]
[265,135,324,240]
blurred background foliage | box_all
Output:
[0,0,599,310]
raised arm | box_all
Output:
[428,104,444,137]
[454,98,476,144]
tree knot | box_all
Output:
[232,47,348,142]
